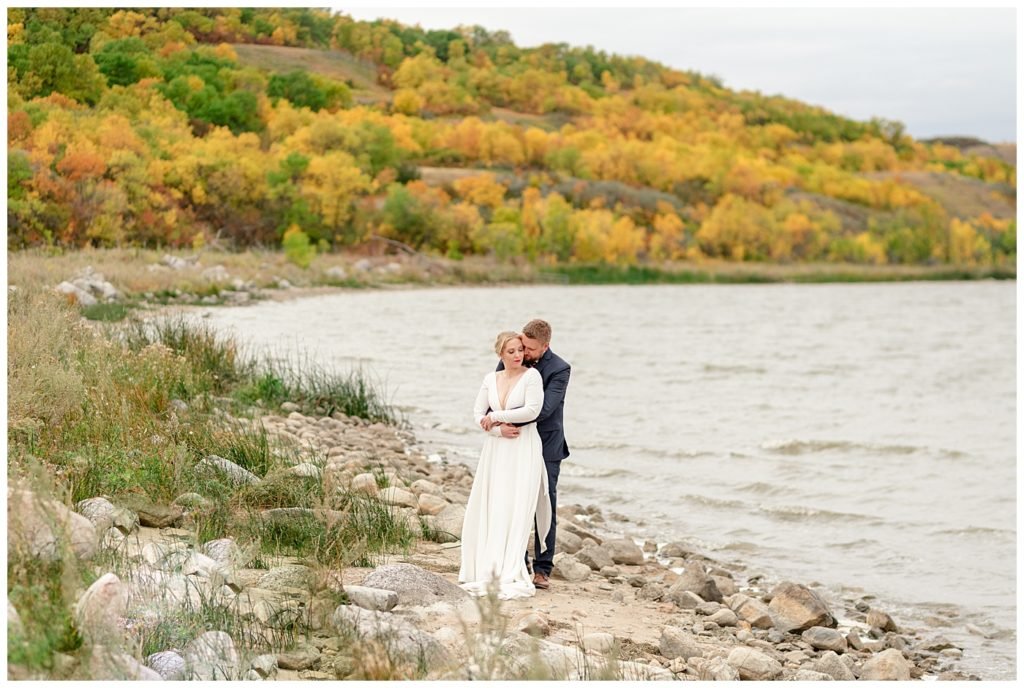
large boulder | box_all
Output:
[76,498,139,534]
[603,538,645,566]
[430,504,466,540]
[361,563,468,607]
[768,581,835,632]
[726,646,783,681]
[74,573,128,642]
[185,630,241,680]
[147,651,187,680]
[197,455,261,486]
[802,626,848,653]
[332,605,451,668]
[576,545,615,571]
[659,626,702,660]
[666,561,723,604]
[555,528,583,555]
[860,648,912,680]
[551,553,591,582]
[8,488,97,561]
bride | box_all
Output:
[459,331,550,599]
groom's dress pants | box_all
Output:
[528,459,560,576]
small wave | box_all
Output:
[934,526,1016,538]
[702,363,766,374]
[679,494,747,510]
[827,538,879,550]
[572,441,715,461]
[559,464,629,479]
[761,438,968,459]
[757,503,879,524]
[736,481,791,496]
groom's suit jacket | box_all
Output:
[496,348,571,462]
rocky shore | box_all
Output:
[8,402,978,681]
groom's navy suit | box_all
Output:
[496,348,570,577]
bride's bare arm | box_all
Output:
[487,369,542,424]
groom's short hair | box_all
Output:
[522,319,551,344]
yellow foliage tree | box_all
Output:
[452,173,506,210]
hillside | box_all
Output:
[6,7,1016,268]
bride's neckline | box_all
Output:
[496,369,528,410]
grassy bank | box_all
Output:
[8,248,1013,319]
[7,287,413,678]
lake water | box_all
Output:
[202,281,1016,679]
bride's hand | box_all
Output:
[480,417,494,431]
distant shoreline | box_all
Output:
[8,249,1014,317]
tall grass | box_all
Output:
[7,289,415,680]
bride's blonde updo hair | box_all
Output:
[493,331,521,356]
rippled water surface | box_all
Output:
[203,281,1016,678]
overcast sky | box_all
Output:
[336,5,1017,142]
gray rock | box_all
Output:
[697,601,723,615]
[344,585,399,612]
[185,630,241,680]
[198,454,261,486]
[659,542,693,559]
[514,610,550,637]
[727,593,775,629]
[551,553,591,582]
[200,537,249,566]
[867,609,899,632]
[555,528,583,555]
[325,266,348,280]
[671,589,703,608]
[117,495,183,528]
[361,563,468,606]
[90,647,162,680]
[7,488,98,561]
[660,625,702,660]
[380,486,417,508]
[258,564,314,591]
[173,492,213,510]
[410,479,444,496]
[431,503,466,540]
[276,644,321,670]
[791,669,835,680]
[417,493,448,515]
[582,632,615,654]
[75,497,118,531]
[768,581,835,632]
[603,538,645,565]
[726,646,783,680]
[666,561,723,604]
[350,473,380,495]
[860,648,912,680]
[810,651,856,681]
[802,626,847,653]
[710,574,738,597]
[285,463,322,479]
[332,605,451,667]
[576,545,615,571]
[147,650,187,680]
[56,280,98,305]
[75,572,128,641]
[699,656,741,680]
[248,654,278,679]
[707,608,738,627]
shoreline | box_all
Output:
[8,249,1014,321]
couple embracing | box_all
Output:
[459,319,571,600]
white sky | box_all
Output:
[335,4,1017,143]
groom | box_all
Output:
[492,319,571,590]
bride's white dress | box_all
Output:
[459,367,550,600]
